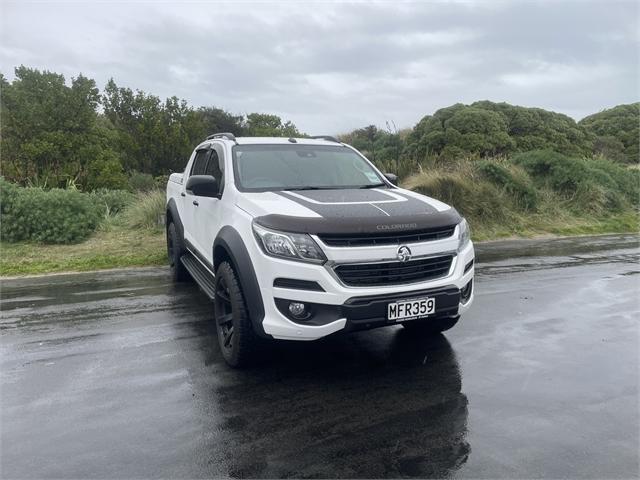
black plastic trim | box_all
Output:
[273,278,325,291]
[213,226,269,338]
[310,135,341,143]
[319,225,455,247]
[460,279,473,303]
[334,255,454,286]
[184,239,215,272]
[343,286,460,327]
[166,198,184,240]
[275,285,461,330]
[206,132,236,142]
[181,253,216,300]
[464,259,474,274]
[274,298,341,326]
[255,208,462,235]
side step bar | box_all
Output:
[181,253,216,300]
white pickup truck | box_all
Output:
[166,133,474,367]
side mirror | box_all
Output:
[384,173,398,185]
[186,175,219,197]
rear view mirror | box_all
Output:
[384,173,398,185]
[186,175,219,197]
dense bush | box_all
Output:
[0,179,142,243]
[88,188,135,215]
[128,171,156,192]
[512,150,637,213]
[583,157,640,201]
[340,125,407,170]
[154,174,170,190]
[513,150,589,194]
[579,103,640,164]
[477,160,538,210]
[405,101,593,162]
[0,178,102,243]
[404,150,640,237]
[1,67,303,189]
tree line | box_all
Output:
[1,65,637,191]
[0,66,300,190]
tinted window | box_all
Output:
[190,150,209,176]
[205,149,223,181]
[232,144,384,191]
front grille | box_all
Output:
[334,255,454,286]
[318,226,456,247]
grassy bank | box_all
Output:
[0,227,166,276]
[0,189,167,276]
[404,151,639,240]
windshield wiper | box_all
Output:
[359,183,387,189]
[283,186,332,191]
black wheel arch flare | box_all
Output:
[166,198,184,240]
[213,226,269,338]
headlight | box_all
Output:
[252,222,326,264]
[458,218,471,252]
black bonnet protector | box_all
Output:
[254,188,462,235]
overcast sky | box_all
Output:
[1,1,638,133]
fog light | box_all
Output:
[288,302,307,318]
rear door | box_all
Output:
[190,143,225,266]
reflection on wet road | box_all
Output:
[1,234,638,478]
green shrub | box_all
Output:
[88,189,136,216]
[84,152,128,191]
[0,178,101,243]
[513,150,638,213]
[513,150,589,194]
[584,157,640,203]
[477,160,538,210]
[154,174,169,190]
[128,171,156,192]
[122,190,166,229]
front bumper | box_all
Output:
[250,233,475,340]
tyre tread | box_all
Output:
[216,261,260,367]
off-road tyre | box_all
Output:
[167,222,191,282]
[214,261,260,368]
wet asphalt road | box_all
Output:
[1,234,638,479]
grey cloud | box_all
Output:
[1,1,637,133]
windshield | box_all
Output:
[232,144,385,191]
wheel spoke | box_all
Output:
[223,327,234,347]
[216,287,230,302]
[217,313,233,326]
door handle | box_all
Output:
[181,192,186,197]
[193,200,199,206]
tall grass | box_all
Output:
[403,150,639,240]
[122,190,166,230]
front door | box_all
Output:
[190,143,225,268]
[183,148,209,253]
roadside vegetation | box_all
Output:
[1,66,638,276]
[404,151,639,240]
[0,180,167,275]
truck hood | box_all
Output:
[236,187,461,235]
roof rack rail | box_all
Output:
[310,135,341,143]
[206,132,237,143]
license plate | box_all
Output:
[387,297,435,321]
